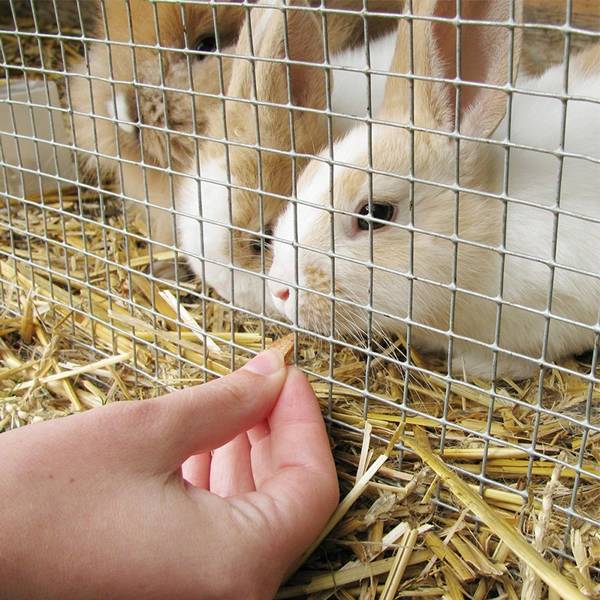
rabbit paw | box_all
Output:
[451,348,540,381]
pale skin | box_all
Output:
[0,348,339,600]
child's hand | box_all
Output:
[0,349,338,599]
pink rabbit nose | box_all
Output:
[274,287,290,301]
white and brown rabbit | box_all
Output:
[175,0,404,312]
[68,0,246,257]
[269,0,600,380]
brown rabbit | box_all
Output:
[67,1,245,257]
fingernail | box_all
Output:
[244,348,285,376]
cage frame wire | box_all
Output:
[1,0,600,575]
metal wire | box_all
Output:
[1,0,600,565]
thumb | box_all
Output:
[128,348,287,472]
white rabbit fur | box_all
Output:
[268,0,600,380]
[176,0,401,313]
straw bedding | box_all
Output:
[1,2,600,598]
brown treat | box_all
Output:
[270,333,295,366]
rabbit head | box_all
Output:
[68,0,245,179]
[177,0,329,313]
[269,0,521,361]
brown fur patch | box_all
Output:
[571,43,600,78]
[304,264,330,294]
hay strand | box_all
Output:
[380,528,418,600]
[402,428,587,600]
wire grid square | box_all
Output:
[1,0,600,588]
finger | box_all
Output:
[102,348,287,473]
[210,433,255,497]
[182,453,211,489]
[245,368,339,561]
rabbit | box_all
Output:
[268,0,600,381]
[176,0,403,313]
[67,0,246,259]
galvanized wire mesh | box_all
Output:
[1,0,600,580]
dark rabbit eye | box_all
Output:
[357,202,395,231]
[194,35,217,58]
[249,226,273,255]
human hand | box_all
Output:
[0,349,338,599]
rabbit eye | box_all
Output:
[249,226,273,255]
[357,202,395,231]
[193,35,217,58]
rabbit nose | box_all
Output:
[273,287,290,302]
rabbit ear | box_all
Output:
[228,0,326,110]
[381,0,522,138]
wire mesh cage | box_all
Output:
[1,0,600,596]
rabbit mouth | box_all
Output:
[276,285,368,340]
